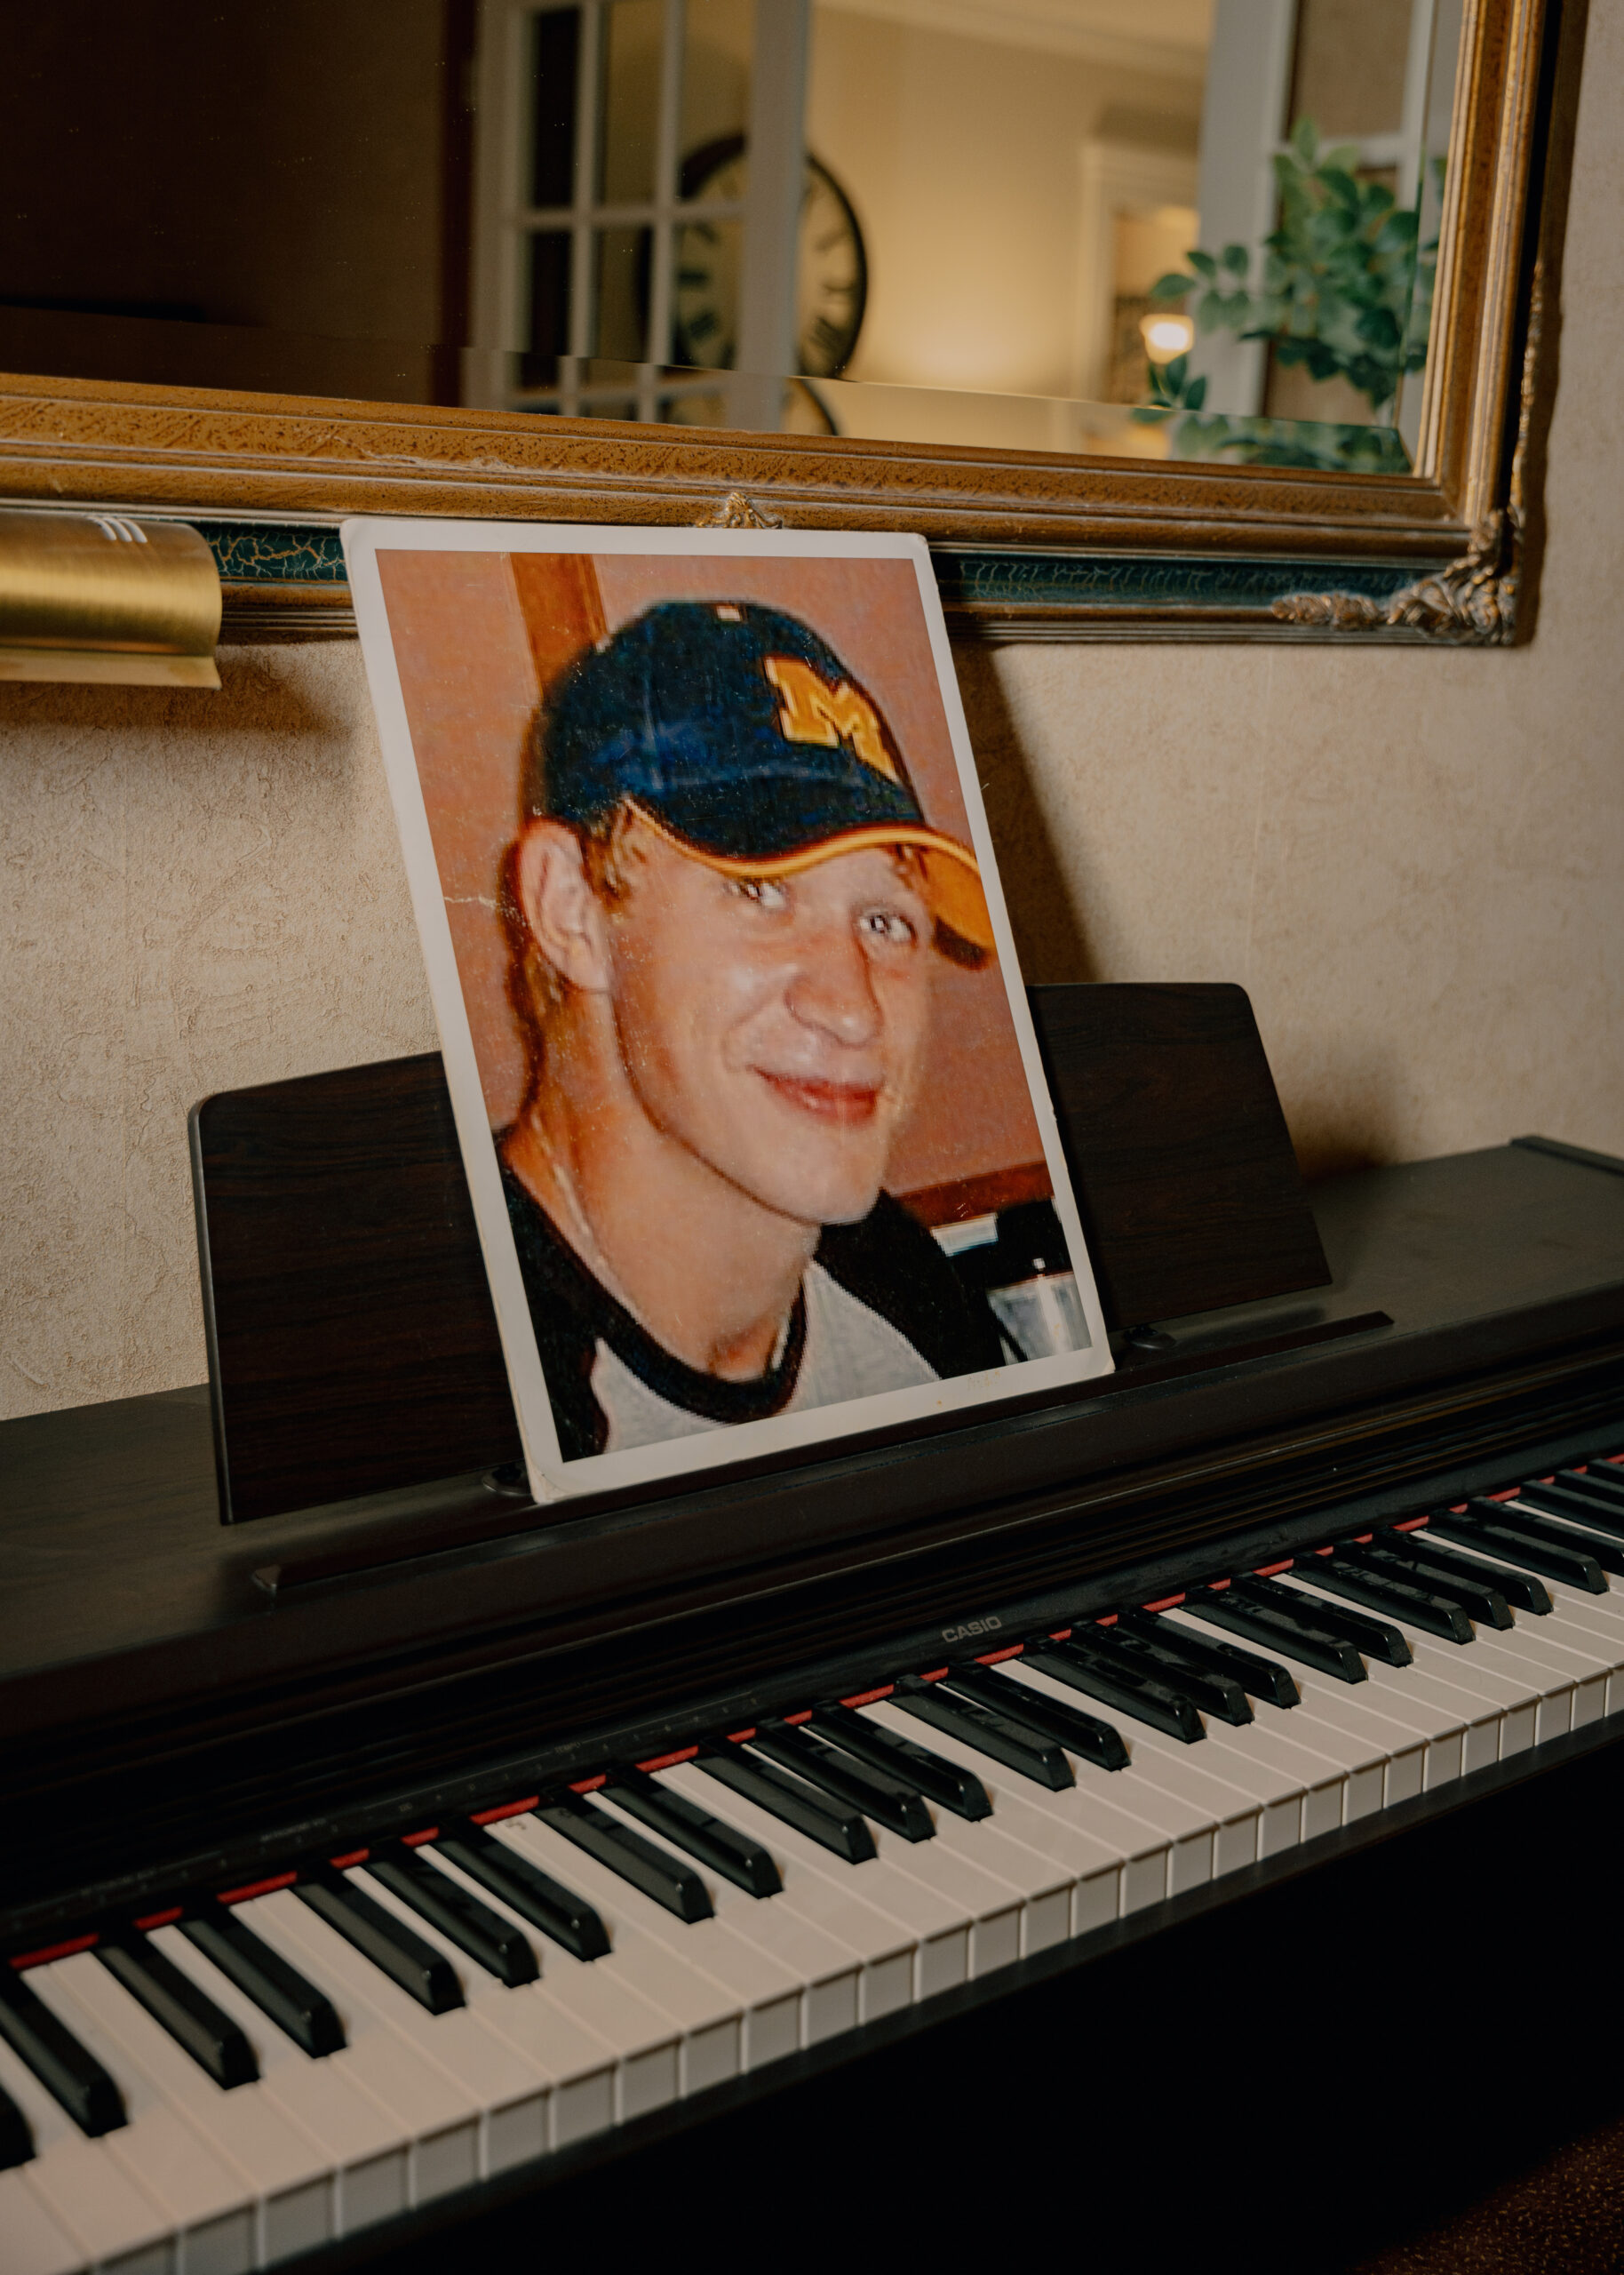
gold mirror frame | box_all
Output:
[0,0,1568,646]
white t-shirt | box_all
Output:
[589,1260,940,1452]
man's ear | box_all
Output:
[513,819,615,995]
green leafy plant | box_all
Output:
[1134,118,1438,472]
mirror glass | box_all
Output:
[2,0,1464,475]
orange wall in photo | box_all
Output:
[378,547,1047,1212]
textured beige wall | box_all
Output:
[3,14,1621,1423]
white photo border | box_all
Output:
[343,516,1114,1501]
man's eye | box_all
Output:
[860,906,918,948]
[728,875,790,911]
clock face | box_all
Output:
[672,136,867,379]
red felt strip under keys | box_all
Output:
[217,1872,298,1904]
[1142,1595,1183,1612]
[9,1934,99,1970]
[1254,1561,1294,1577]
[634,1749,697,1774]
[975,1645,1023,1664]
[839,1686,894,1708]
[469,1799,538,1826]
[132,1908,182,1932]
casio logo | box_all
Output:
[942,1615,1002,1644]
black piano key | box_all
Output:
[1231,1573,1411,1667]
[747,1723,935,1841]
[179,1912,345,2057]
[1376,1528,1551,1614]
[1286,1553,1474,1643]
[1074,1621,1253,1725]
[366,1847,539,1986]
[535,1792,713,1922]
[0,1965,124,2136]
[1021,1636,1206,1743]
[1473,1497,1624,1575]
[1429,1506,1608,1592]
[1559,1465,1624,1506]
[293,1868,465,2013]
[809,1703,992,1820]
[434,1825,610,1960]
[697,1747,877,1864]
[1181,1587,1367,1682]
[1117,1609,1301,1709]
[0,2078,31,2168]
[1513,1480,1624,1542]
[97,1934,258,2089]
[943,1664,1130,1770]
[606,1768,782,1896]
[1346,1539,1513,1629]
[892,1675,1074,1790]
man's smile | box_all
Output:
[754,1069,884,1125]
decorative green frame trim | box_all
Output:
[201,517,1454,646]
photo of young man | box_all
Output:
[499,599,1012,1456]
[349,523,1112,1499]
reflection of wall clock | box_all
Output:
[673,135,867,379]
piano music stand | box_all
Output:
[191,982,1332,1527]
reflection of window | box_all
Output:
[469,0,832,427]
[1194,0,1460,436]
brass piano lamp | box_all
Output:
[0,508,220,688]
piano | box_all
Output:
[4,988,1624,2273]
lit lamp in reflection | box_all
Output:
[1140,312,1195,365]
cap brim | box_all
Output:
[628,802,995,954]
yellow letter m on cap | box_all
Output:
[763,657,897,780]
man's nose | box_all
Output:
[785,922,882,1047]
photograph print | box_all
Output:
[346,520,1113,1501]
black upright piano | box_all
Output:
[4,986,1624,2272]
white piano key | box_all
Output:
[1262,1581,1430,1807]
[0,2169,84,2275]
[1289,1640,1466,1796]
[426,1836,684,2124]
[1351,1658,1474,1785]
[912,1792,1095,1950]
[388,1851,627,2148]
[806,1716,1104,1949]
[262,1875,547,2182]
[146,1924,408,2237]
[442,1824,743,2096]
[603,1768,990,1990]
[863,1699,1154,1913]
[1000,1659,1264,1877]
[649,1770,925,2014]
[454,1816,855,2068]
[0,2029,171,2275]
[649,1762,1004,1985]
[1533,1593,1624,1712]
[498,1806,806,2069]
[1156,1609,1350,1835]
[659,1763,915,2025]
[25,1960,249,2275]
[40,1952,335,2267]
[243,1894,482,2204]
[1461,1630,1576,1743]
[1515,1610,1620,1724]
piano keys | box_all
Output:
[4,1114,1624,2267]
[5,1459,1624,2271]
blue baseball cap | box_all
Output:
[526,600,993,953]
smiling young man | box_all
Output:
[498,598,1011,1459]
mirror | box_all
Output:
[3,0,1468,477]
